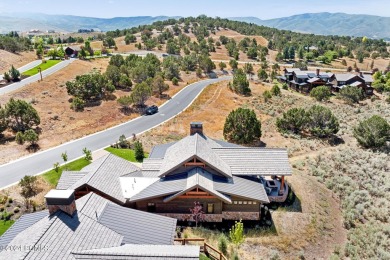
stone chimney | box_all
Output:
[190,122,203,135]
[45,189,76,217]
[316,68,320,76]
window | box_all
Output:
[253,201,257,204]
[147,203,156,212]
[243,201,248,205]
[238,201,242,204]
[233,201,238,204]
[207,203,214,214]
[248,201,252,205]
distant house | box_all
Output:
[0,191,199,259]
[56,122,292,223]
[64,46,81,57]
[281,68,374,95]
[332,72,374,95]
[283,68,334,93]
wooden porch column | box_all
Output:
[279,176,285,195]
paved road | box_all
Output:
[0,76,231,188]
[0,59,75,95]
[0,60,42,81]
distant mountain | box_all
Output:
[230,13,390,39]
[0,13,178,33]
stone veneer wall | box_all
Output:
[47,200,76,216]
[222,211,260,220]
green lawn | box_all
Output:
[22,60,61,76]
[104,147,148,162]
[0,220,15,236]
[42,158,91,186]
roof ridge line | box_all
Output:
[85,154,111,184]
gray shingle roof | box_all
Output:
[334,73,356,82]
[0,210,48,252]
[213,148,292,176]
[130,174,187,202]
[72,245,200,259]
[66,154,141,203]
[0,192,180,260]
[98,203,177,245]
[214,176,269,203]
[57,171,88,190]
[164,168,231,203]
[149,142,177,158]
[158,134,231,178]
[131,168,269,203]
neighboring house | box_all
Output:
[57,122,292,223]
[281,68,373,95]
[0,190,199,259]
[283,68,334,93]
[64,46,81,57]
[332,72,374,95]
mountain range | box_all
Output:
[0,12,389,39]
[229,12,390,39]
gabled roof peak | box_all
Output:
[158,134,232,178]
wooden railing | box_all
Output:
[174,238,227,260]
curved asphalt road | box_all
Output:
[0,58,75,95]
[0,76,231,188]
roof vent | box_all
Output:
[45,189,76,217]
[190,122,203,136]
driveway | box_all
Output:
[0,59,75,95]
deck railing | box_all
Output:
[174,238,227,260]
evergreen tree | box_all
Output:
[223,108,261,144]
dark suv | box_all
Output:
[145,105,158,115]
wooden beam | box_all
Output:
[178,195,217,199]
[280,176,285,195]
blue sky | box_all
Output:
[0,0,388,19]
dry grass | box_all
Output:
[0,50,37,74]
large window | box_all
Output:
[207,203,214,214]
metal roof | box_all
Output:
[98,203,177,245]
[158,134,232,178]
[72,245,200,259]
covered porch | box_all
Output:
[262,176,289,203]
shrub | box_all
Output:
[82,147,92,161]
[276,108,307,134]
[0,206,4,212]
[353,115,390,148]
[339,86,364,104]
[71,97,85,111]
[305,105,339,138]
[263,90,272,102]
[223,108,261,144]
[23,129,39,145]
[229,68,251,96]
[310,86,332,101]
[172,77,179,85]
[8,198,13,203]
[53,162,60,173]
[134,140,145,162]
[15,132,24,144]
[217,235,228,256]
[13,207,20,213]
[282,83,288,90]
[271,84,281,96]
[229,220,244,246]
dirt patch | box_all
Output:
[0,50,37,74]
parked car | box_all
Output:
[145,105,158,115]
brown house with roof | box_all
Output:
[56,123,292,223]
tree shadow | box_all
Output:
[327,135,345,146]
[119,107,135,116]
[158,93,171,100]
[26,144,40,153]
